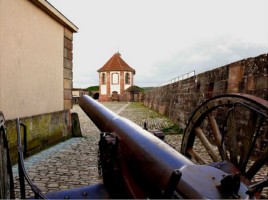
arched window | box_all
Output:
[101,73,106,84]
[125,72,130,84]
[112,73,119,84]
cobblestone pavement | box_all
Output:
[13,102,181,198]
[12,102,267,198]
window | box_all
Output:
[112,73,119,84]
[101,73,106,84]
[125,72,130,84]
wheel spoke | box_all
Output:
[208,114,229,160]
[245,145,268,180]
[227,110,238,166]
[181,94,268,190]
[238,111,258,174]
[195,127,221,162]
[187,148,208,165]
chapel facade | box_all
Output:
[97,52,135,102]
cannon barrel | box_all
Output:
[79,95,249,199]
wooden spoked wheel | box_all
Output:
[0,112,14,199]
[181,94,268,185]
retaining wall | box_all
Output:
[6,110,72,164]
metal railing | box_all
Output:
[16,119,47,199]
[160,70,195,86]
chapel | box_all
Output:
[97,52,135,102]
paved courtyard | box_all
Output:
[12,102,268,198]
[12,102,182,198]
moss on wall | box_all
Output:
[6,110,72,164]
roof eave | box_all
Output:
[30,0,78,33]
[98,69,135,73]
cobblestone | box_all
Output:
[13,102,173,198]
[12,102,268,198]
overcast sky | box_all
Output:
[48,0,268,88]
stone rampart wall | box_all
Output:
[143,53,267,129]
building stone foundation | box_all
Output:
[6,110,72,164]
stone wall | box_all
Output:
[64,28,74,110]
[143,53,267,129]
[6,111,71,164]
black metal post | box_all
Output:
[16,119,26,199]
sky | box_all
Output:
[48,0,268,88]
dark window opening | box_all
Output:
[101,73,106,84]
[125,72,130,84]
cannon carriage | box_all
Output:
[0,93,267,199]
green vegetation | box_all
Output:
[87,86,99,91]
[120,102,183,135]
[161,124,183,135]
[142,87,155,92]
[136,86,145,93]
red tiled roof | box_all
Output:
[97,52,135,74]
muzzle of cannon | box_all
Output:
[79,95,267,199]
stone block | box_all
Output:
[237,82,245,93]
[64,100,72,110]
[64,79,73,89]
[64,48,68,58]
[64,68,72,80]
[228,82,239,92]
[64,28,73,40]
[64,58,73,69]
[228,64,244,82]
[64,48,73,60]
[64,37,73,51]
[246,76,255,90]
[255,76,268,89]
[200,84,209,93]
[214,80,228,93]
[64,89,72,100]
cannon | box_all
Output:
[0,93,268,199]
[79,94,268,199]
